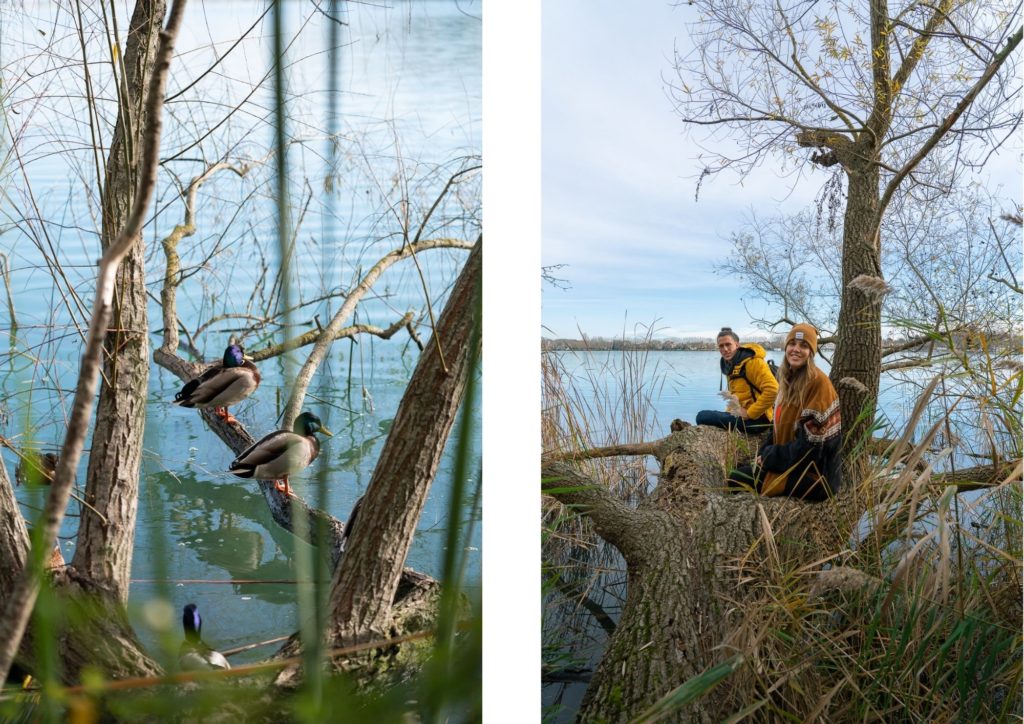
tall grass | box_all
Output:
[541,326,668,719]
[700,373,1021,721]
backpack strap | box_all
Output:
[733,361,762,401]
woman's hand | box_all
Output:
[736,407,751,420]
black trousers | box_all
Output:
[695,409,772,434]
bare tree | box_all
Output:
[671,0,1021,447]
[720,185,1021,372]
[0,0,184,682]
[70,0,166,605]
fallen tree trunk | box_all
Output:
[542,425,859,722]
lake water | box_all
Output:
[547,348,1004,459]
[0,2,480,664]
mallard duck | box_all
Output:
[228,411,333,496]
[15,451,58,487]
[174,343,260,425]
[179,603,230,671]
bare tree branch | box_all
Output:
[159,160,250,356]
[543,441,661,463]
[875,26,1023,226]
[249,312,415,362]
[280,236,474,428]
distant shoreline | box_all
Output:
[541,334,1021,354]
[541,337,780,352]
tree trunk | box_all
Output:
[2,437,160,684]
[543,426,856,722]
[327,239,481,644]
[71,0,166,603]
[0,458,29,601]
[17,569,162,682]
[830,159,883,455]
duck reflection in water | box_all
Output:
[158,471,315,605]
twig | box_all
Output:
[220,635,292,658]
[544,441,661,463]
[250,313,414,362]
[280,237,474,428]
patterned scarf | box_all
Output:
[761,366,841,496]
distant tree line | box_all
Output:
[541,331,1021,354]
[541,336,782,352]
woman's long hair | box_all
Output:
[777,351,820,411]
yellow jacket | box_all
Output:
[722,343,779,420]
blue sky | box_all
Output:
[540,1,1022,342]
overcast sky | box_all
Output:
[540,1,1022,342]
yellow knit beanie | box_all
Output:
[785,323,818,355]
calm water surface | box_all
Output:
[550,348,937,441]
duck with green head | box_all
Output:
[174,343,260,425]
[179,603,230,671]
[228,411,333,496]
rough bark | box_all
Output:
[327,239,481,644]
[543,426,857,722]
[71,0,166,604]
[0,456,29,600]
[830,163,882,453]
[16,568,162,683]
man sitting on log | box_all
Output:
[695,326,778,434]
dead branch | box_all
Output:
[881,358,936,373]
[280,236,474,429]
[543,441,661,463]
[160,160,250,356]
[249,312,415,362]
[932,459,1022,493]
[151,349,351,566]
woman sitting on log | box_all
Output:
[728,323,841,501]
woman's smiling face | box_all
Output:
[785,338,812,369]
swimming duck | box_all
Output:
[228,412,333,496]
[179,603,230,671]
[174,343,260,425]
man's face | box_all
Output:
[717,337,738,362]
